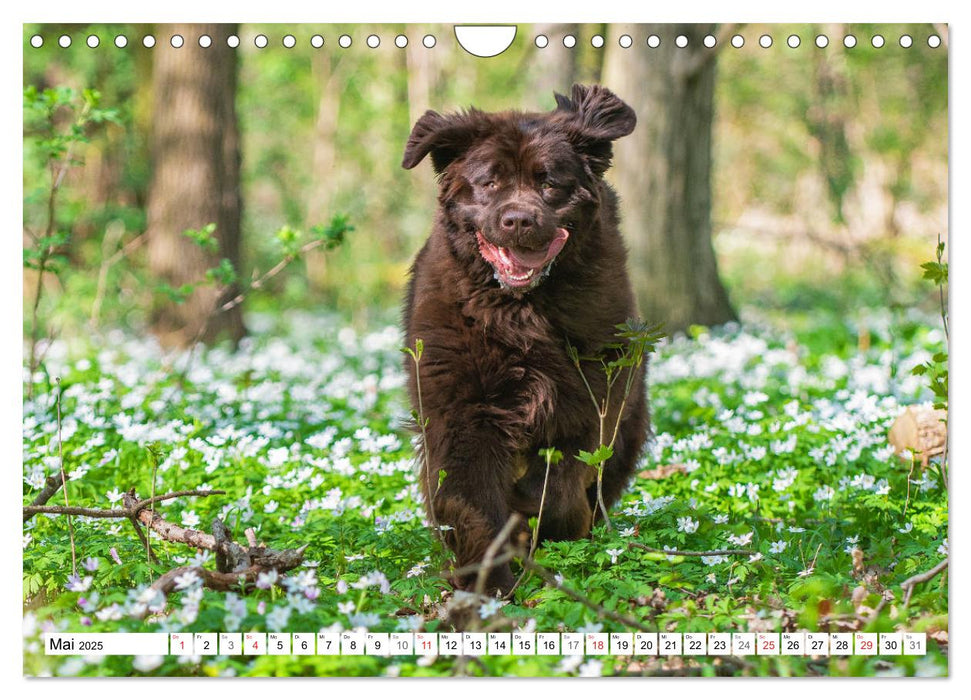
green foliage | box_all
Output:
[401,337,423,363]
[570,321,666,527]
[612,318,666,359]
[22,231,70,273]
[911,238,948,411]
[309,213,353,252]
[576,445,613,466]
[183,223,220,254]
[23,86,121,163]
[205,259,239,287]
[537,447,563,465]
[919,240,948,288]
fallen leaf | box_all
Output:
[639,463,687,480]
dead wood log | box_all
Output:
[149,565,267,595]
[122,491,307,572]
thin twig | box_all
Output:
[473,514,522,597]
[24,505,137,519]
[505,450,557,599]
[629,542,757,558]
[862,591,893,626]
[573,355,613,530]
[24,475,70,522]
[27,103,90,397]
[446,550,518,581]
[219,238,333,315]
[178,236,336,380]
[519,555,654,632]
[901,557,948,608]
[55,379,77,576]
[23,488,225,520]
[127,515,159,566]
[129,489,227,511]
[147,449,161,566]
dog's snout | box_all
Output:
[500,209,536,234]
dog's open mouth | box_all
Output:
[475,228,570,289]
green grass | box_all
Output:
[22,308,948,677]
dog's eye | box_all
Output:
[483,180,498,190]
[541,181,555,191]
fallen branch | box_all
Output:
[629,543,757,558]
[447,550,517,581]
[861,591,894,627]
[519,556,654,633]
[901,558,948,608]
[24,474,71,522]
[23,488,225,520]
[149,565,270,595]
[122,491,307,572]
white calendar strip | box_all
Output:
[44,632,928,657]
[44,633,169,655]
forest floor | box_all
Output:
[22,307,948,677]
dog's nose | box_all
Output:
[500,209,535,234]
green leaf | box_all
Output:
[576,445,613,466]
[183,223,219,253]
[538,447,563,465]
[309,213,353,250]
[205,258,238,286]
[401,338,423,362]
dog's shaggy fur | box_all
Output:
[402,85,649,594]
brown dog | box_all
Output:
[402,84,649,595]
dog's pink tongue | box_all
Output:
[507,228,570,268]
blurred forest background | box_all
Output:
[23,22,948,353]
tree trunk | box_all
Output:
[304,51,342,291]
[603,23,736,333]
[146,23,245,348]
[807,23,855,225]
[528,23,578,108]
[404,26,442,215]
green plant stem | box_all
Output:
[530,451,554,560]
[410,343,444,549]
[55,379,77,576]
[574,358,613,530]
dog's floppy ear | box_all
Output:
[402,109,487,173]
[554,84,636,175]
